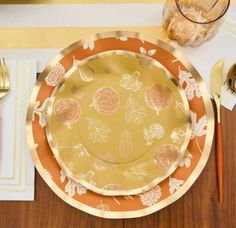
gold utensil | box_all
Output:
[226,63,236,93]
[0,58,10,100]
[210,58,224,206]
[0,58,10,156]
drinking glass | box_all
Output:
[162,0,230,47]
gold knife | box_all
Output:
[210,58,224,206]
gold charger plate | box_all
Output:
[27,31,214,218]
[46,51,191,196]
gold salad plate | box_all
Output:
[46,50,191,196]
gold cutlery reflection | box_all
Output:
[0,58,10,155]
[0,58,10,100]
[210,59,224,206]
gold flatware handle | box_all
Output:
[216,122,223,206]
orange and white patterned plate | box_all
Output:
[26,31,214,218]
[46,51,191,196]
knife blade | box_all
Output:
[210,58,224,206]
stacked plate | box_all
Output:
[26,31,214,218]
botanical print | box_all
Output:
[178,69,201,100]
[123,163,147,182]
[125,94,146,125]
[154,144,178,170]
[170,128,186,144]
[32,97,50,128]
[190,111,207,139]
[140,47,157,56]
[86,118,111,143]
[76,170,96,187]
[119,71,142,92]
[45,63,65,87]
[116,36,128,41]
[60,170,87,197]
[139,185,161,206]
[96,201,111,211]
[72,56,94,82]
[90,87,120,114]
[190,111,207,154]
[179,150,193,168]
[73,143,89,157]
[143,122,164,146]
[83,40,95,50]
[54,98,81,129]
[169,177,184,194]
[118,129,134,158]
[145,84,172,115]
[175,100,186,119]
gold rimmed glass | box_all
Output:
[163,0,231,47]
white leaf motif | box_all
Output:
[140,47,157,56]
[147,49,157,56]
[116,36,128,41]
[83,40,95,50]
[190,111,207,139]
[178,70,201,100]
[60,170,87,197]
[32,98,50,128]
[96,201,111,211]
[179,150,193,168]
[169,177,184,194]
[170,128,186,144]
[86,118,111,143]
[125,95,146,125]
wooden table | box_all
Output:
[0,106,235,228]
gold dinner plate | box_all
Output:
[46,51,191,196]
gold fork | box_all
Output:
[0,58,10,100]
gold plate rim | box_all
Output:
[26,31,214,218]
[45,50,192,196]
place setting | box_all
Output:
[0,0,235,220]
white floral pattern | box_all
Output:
[178,69,201,100]
[123,163,147,182]
[32,98,50,128]
[179,150,193,168]
[143,123,164,145]
[169,177,184,194]
[120,71,142,92]
[140,47,157,56]
[60,170,87,197]
[139,185,161,206]
[45,63,65,87]
[170,128,186,144]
